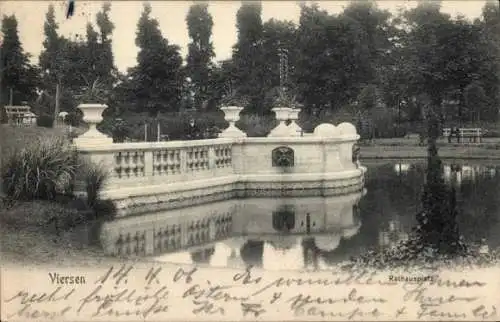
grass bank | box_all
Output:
[0,125,115,266]
[360,137,500,160]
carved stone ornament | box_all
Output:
[272,146,295,167]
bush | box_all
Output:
[482,130,500,138]
[236,114,277,137]
[1,136,78,201]
[36,115,55,128]
[81,161,109,208]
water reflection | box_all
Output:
[368,161,500,251]
[99,191,365,270]
[91,161,500,270]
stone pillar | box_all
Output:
[268,107,292,137]
[287,108,302,136]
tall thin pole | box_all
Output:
[9,87,13,105]
[278,47,289,91]
[54,82,60,126]
[144,122,148,142]
[0,36,3,116]
[157,121,160,142]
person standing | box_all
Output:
[185,118,201,140]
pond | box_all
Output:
[82,160,500,271]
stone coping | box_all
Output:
[76,135,360,152]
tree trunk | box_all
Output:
[54,82,61,126]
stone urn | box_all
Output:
[287,108,302,136]
[73,103,113,146]
[268,107,292,137]
[219,106,246,138]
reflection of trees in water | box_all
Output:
[456,175,500,247]
[359,161,500,251]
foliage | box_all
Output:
[1,136,78,201]
[36,114,54,128]
[346,235,497,270]
[236,113,277,137]
[1,15,39,106]
[130,3,184,115]
[357,85,379,110]
[186,3,215,109]
[416,113,463,254]
[74,77,108,103]
[295,4,372,112]
[80,161,108,208]
[231,2,267,113]
[464,82,490,122]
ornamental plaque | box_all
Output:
[272,146,295,167]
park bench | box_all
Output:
[442,127,484,143]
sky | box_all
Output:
[0,0,489,73]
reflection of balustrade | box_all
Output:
[154,225,182,254]
[115,231,146,256]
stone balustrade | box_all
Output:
[73,103,366,216]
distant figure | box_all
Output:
[185,118,201,140]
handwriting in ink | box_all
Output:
[183,282,249,302]
[269,292,282,304]
[288,288,386,311]
[472,305,497,319]
[192,300,225,315]
[294,306,384,320]
[250,269,392,297]
[394,306,407,318]
[4,287,75,305]
[173,267,198,284]
[403,284,479,305]
[233,266,262,285]
[95,265,133,285]
[241,303,266,317]
[91,297,169,318]
[7,304,72,320]
[417,303,468,319]
[145,267,162,285]
[77,284,169,315]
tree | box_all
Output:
[232,1,266,113]
[132,3,184,115]
[295,3,371,112]
[464,82,489,122]
[186,3,215,110]
[39,5,68,120]
[261,19,297,106]
[357,84,378,110]
[0,15,38,106]
[341,1,393,86]
[95,2,116,88]
[398,2,500,125]
[417,111,462,254]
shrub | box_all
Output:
[81,161,109,208]
[1,136,78,201]
[237,114,276,137]
[37,115,54,128]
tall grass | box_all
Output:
[81,161,109,208]
[1,136,78,201]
